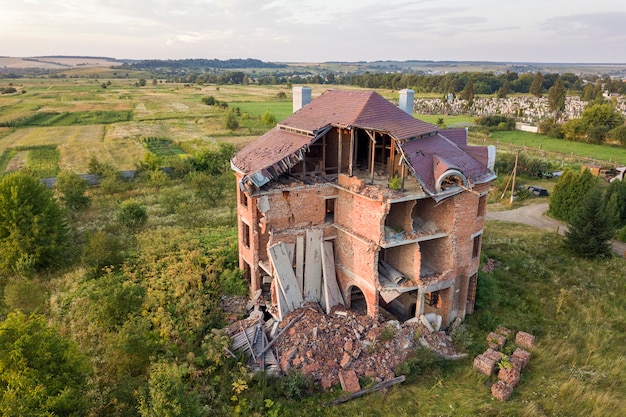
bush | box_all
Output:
[261,111,277,126]
[82,231,125,277]
[117,199,148,229]
[56,171,90,210]
[0,172,68,275]
[224,110,239,130]
[201,96,216,106]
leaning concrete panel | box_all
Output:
[269,243,304,313]
[321,241,345,314]
[304,229,323,302]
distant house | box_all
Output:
[231,88,496,326]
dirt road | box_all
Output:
[486,202,626,256]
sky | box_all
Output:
[1,0,626,63]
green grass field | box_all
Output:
[489,130,626,165]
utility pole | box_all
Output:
[510,150,519,205]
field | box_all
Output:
[2,74,626,416]
[488,130,626,166]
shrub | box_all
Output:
[117,199,148,229]
[261,111,277,126]
[224,110,239,130]
[56,171,90,210]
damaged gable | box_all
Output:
[231,89,494,200]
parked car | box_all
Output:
[527,185,549,196]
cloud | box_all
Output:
[540,12,626,40]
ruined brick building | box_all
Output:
[231,88,496,327]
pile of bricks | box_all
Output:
[473,327,535,401]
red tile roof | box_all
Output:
[232,89,495,198]
[231,128,315,176]
[280,90,436,141]
[400,133,495,196]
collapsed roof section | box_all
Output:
[231,90,495,198]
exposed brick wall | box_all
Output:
[335,188,386,244]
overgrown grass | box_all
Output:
[26,145,60,177]
[230,101,293,122]
[21,110,133,126]
[415,113,476,127]
[276,221,626,416]
[489,130,626,165]
[142,137,186,156]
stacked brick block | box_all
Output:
[472,327,535,401]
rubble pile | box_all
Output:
[268,304,464,389]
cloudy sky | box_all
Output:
[1,0,625,63]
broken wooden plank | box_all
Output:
[256,311,305,360]
[269,243,304,312]
[295,235,305,293]
[321,241,345,314]
[330,375,406,405]
[304,229,323,302]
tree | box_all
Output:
[224,109,239,130]
[564,187,616,258]
[549,169,600,222]
[529,72,544,97]
[56,171,90,210]
[581,83,594,101]
[459,80,474,105]
[547,76,567,116]
[0,312,91,416]
[0,172,68,275]
[496,80,510,98]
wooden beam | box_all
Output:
[338,129,343,175]
[322,134,326,174]
[370,131,376,183]
[255,311,305,360]
[349,129,355,176]
[330,376,406,405]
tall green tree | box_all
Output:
[549,169,600,222]
[529,72,544,97]
[0,312,91,416]
[460,80,474,105]
[0,172,68,275]
[548,76,567,115]
[564,187,616,258]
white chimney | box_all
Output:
[399,89,415,115]
[292,86,312,113]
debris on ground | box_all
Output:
[226,302,467,389]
